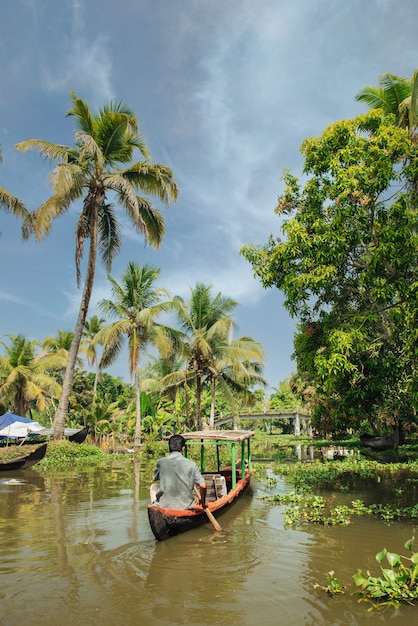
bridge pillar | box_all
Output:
[294,412,300,437]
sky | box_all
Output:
[1,0,417,391]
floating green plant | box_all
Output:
[352,538,418,607]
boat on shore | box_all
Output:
[147,429,254,541]
[68,425,89,443]
[0,443,47,472]
[360,427,399,451]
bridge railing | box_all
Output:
[213,411,311,436]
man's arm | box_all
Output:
[199,482,207,508]
[153,460,161,482]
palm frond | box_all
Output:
[98,203,122,271]
[15,139,73,163]
[74,131,104,168]
[121,162,179,205]
[136,198,166,247]
[66,92,95,135]
[0,187,28,218]
[48,162,86,195]
[23,193,74,241]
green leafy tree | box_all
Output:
[97,262,175,447]
[242,110,418,433]
[141,353,188,427]
[0,334,65,417]
[270,380,300,412]
[16,93,178,439]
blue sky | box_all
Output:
[1,0,417,390]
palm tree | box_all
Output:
[141,353,189,430]
[16,93,178,438]
[355,69,418,137]
[81,315,106,398]
[96,262,175,447]
[42,329,74,359]
[0,334,65,417]
[207,336,266,428]
[164,283,239,430]
[0,144,27,225]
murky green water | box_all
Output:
[0,458,417,625]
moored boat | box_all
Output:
[0,443,47,472]
[147,429,254,541]
[68,425,89,443]
[360,427,399,451]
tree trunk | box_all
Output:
[196,371,202,431]
[209,375,216,429]
[134,369,142,448]
[93,361,99,399]
[53,205,99,439]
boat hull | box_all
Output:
[0,443,47,472]
[68,426,89,443]
[147,470,252,541]
[360,427,399,451]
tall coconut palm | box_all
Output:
[355,69,418,137]
[163,283,239,430]
[41,330,79,417]
[207,336,266,428]
[0,334,65,417]
[0,144,27,224]
[96,262,175,447]
[81,315,106,398]
[16,93,178,438]
[42,329,74,359]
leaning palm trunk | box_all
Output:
[53,206,99,439]
[134,369,142,448]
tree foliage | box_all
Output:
[0,334,65,417]
[242,110,418,433]
[16,93,178,438]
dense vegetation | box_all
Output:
[1,71,417,444]
[242,70,418,438]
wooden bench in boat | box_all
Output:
[203,473,227,501]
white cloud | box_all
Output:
[41,0,114,102]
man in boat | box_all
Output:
[152,435,207,510]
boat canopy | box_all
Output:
[182,429,254,487]
[181,429,254,442]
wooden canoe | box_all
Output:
[68,425,89,443]
[148,467,252,541]
[147,429,254,541]
[0,443,47,472]
[360,427,399,451]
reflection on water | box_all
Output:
[0,460,417,625]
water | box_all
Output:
[0,460,417,625]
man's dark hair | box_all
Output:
[169,434,186,452]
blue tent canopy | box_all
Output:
[0,413,35,428]
[0,413,45,439]
[0,413,86,440]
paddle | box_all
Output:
[194,486,224,533]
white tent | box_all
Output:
[0,413,87,440]
[0,413,45,439]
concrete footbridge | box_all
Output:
[214,411,311,436]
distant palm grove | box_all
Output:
[1,70,417,444]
